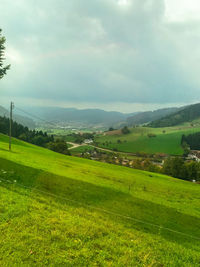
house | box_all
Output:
[187,153,200,162]
[84,139,93,144]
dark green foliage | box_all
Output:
[0,116,53,147]
[121,126,130,134]
[0,105,35,129]
[132,159,161,173]
[149,103,200,127]
[127,108,178,125]
[0,116,71,155]
[162,157,200,181]
[181,132,200,150]
[108,127,115,131]
[0,29,10,79]
[48,139,70,155]
[181,137,190,156]
[162,157,186,179]
[67,132,94,144]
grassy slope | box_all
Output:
[0,134,200,265]
[95,126,200,155]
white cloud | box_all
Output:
[165,0,200,22]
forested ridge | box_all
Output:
[149,103,200,127]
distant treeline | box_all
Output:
[0,116,70,155]
[149,103,200,127]
[181,132,200,150]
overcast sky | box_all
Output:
[1,0,200,112]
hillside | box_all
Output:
[127,107,179,126]
[0,134,200,265]
[149,103,200,127]
[95,125,200,155]
[23,106,136,126]
[0,105,35,129]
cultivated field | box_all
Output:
[95,126,200,155]
[0,134,200,265]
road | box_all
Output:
[67,142,136,155]
[67,142,86,150]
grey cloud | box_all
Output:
[1,0,200,108]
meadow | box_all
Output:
[0,134,200,265]
[95,125,200,155]
[69,145,95,155]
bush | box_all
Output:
[108,127,115,131]
[147,133,156,138]
[121,126,130,134]
[48,139,71,155]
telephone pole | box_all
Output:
[9,102,14,151]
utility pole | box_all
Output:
[9,101,14,151]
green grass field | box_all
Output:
[69,145,95,155]
[95,126,200,155]
[0,134,200,265]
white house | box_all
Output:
[84,139,93,144]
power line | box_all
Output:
[1,177,200,242]
[14,106,58,127]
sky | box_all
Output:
[1,0,200,113]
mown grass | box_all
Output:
[70,145,95,155]
[0,134,200,265]
[95,126,200,155]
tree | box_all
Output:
[121,126,130,134]
[109,127,114,131]
[48,139,71,155]
[0,29,10,79]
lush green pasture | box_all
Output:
[70,145,95,154]
[0,134,200,265]
[95,126,200,155]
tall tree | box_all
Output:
[0,29,10,79]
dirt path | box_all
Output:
[67,142,136,156]
[67,142,86,150]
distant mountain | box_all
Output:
[148,103,200,128]
[23,107,136,126]
[126,107,179,126]
[0,106,36,129]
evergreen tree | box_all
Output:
[0,29,10,79]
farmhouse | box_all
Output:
[84,139,93,144]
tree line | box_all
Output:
[0,116,70,155]
[162,157,200,181]
[181,132,200,150]
[124,156,200,182]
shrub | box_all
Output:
[147,133,156,138]
[121,126,130,134]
